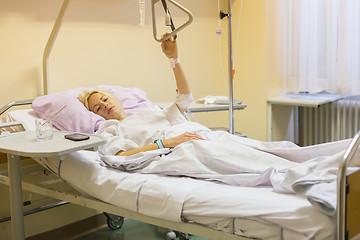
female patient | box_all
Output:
[79,36,205,157]
[79,36,353,169]
[78,36,358,197]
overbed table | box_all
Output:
[0,131,105,240]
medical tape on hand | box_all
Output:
[176,92,193,109]
[169,57,180,68]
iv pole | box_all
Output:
[220,0,234,134]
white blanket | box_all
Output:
[101,134,360,216]
[59,150,210,222]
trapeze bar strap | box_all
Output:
[161,0,176,37]
[151,0,193,42]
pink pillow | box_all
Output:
[32,85,155,133]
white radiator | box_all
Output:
[298,96,360,146]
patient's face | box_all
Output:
[88,92,127,121]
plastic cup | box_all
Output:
[35,119,53,141]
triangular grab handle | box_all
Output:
[151,0,193,42]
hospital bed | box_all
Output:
[2,0,360,239]
[1,87,360,240]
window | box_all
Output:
[277,0,360,94]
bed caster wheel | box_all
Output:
[165,230,177,240]
[104,212,124,230]
[179,232,191,240]
[179,232,190,240]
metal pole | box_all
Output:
[43,0,70,95]
[8,154,25,240]
[228,0,234,134]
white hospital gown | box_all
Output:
[96,103,210,155]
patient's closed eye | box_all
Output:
[95,97,109,112]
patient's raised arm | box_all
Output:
[161,35,192,113]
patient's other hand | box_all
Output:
[163,132,205,148]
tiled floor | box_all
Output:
[76,219,209,240]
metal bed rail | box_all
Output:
[337,130,360,240]
[0,201,69,224]
[0,162,70,224]
[0,100,33,116]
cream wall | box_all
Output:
[0,0,269,140]
[0,0,270,237]
[0,0,228,103]
[231,0,268,140]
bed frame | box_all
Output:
[1,100,360,240]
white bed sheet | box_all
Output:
[37,150,334,240]
[5,109,335,239]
